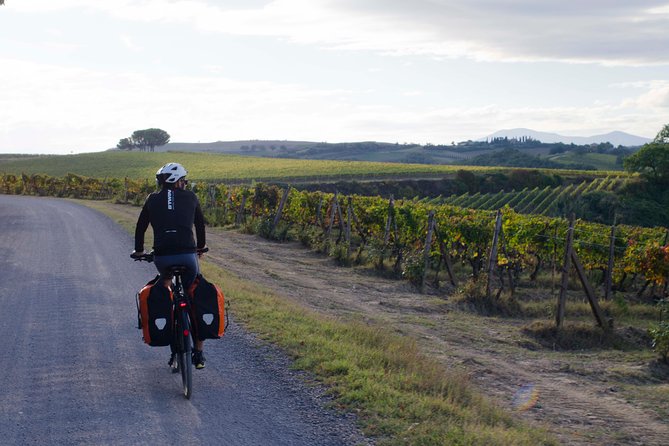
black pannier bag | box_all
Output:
[137,276,174,346]
[188,274,226,340]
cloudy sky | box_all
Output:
[1,0,668,154]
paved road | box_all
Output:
[0,195,370,446]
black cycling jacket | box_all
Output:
[134,187,206,255]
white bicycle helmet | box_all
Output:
[156,162,188,184]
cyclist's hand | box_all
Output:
[197,246,208,257]
[130,250,145,259]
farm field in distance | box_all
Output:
[0,150,478,182]
[0,150,622,183]
[547,151,620,171]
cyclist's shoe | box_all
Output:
[168,353,179,373]
[192,350,206,369]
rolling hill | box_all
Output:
[149,128,648,169]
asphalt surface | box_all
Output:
[0,195,372,446]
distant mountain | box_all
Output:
[482,128,651,147]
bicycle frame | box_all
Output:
[133,252,196,399]
[168,267,194,399]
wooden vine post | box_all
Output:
[571,247,608,328]
[557,214,609,330]
[235,194,247,226]
[391,206,402,274]
[434,224,457,286]
[383,196,394,246]
[271,186,290,233]
[486,210,503,299]
[315,197,324,227]
[207,184,217,209]
[335,194,345,243]
[223,191,231,223]
[325,192,339,239]
[604,216,617,301]
[346,200,353,259]
[378,196,395,269]
[347,197,368,263]
[556,214,575,328]
[420,211,436,292]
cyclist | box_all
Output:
[131,162,208,369]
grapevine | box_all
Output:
[2,173,668,293]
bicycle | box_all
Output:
[133,249,207,399]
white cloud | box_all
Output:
[623,81,669,109]
[0,55,666,152]
[9,0,669,64]
[119,35,143,52]
[0,57,351,151]
[2,2,667,152]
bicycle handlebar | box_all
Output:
[131,247,208,263]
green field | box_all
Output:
[0,150,619,183]
[0,151,503,182]
[547,152,621,171]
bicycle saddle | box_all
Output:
[167,265,189,275]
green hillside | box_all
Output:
[442,176,628,216]
[158,138,637,169]
[547,152,621,170]
[0,150,503,182]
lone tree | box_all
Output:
[624,123,669,184]
[116,137,134,151]
[116,128,170,152]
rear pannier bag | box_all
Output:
[188,274,226,340]
[137,276,174,346]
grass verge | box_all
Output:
[522,320,646,351]
[84,199,557,445]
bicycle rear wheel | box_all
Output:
[177,311,193,399]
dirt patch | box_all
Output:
[207,231,669,445]
[103,202,669,445]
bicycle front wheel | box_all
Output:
[176,311,193,399]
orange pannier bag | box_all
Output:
[188,274,226,340]
[136,276,174,346]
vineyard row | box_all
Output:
[440,176,625,216]
[2,173,667,295]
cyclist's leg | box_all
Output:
[155,253,198,291]
[158,253,206,367]
[152,255,173,288]
[154,254,199,367]
[154,253,199,286]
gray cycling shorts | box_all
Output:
[153,252,199,289]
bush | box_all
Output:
[453,274,522,317]
[273,221,291,241]
[328,242,351,266]
[649,299,669,363]
[255,216,274,239]
[255,216,291,241]
[649,323,669,363]
[297,226,320,248]
[401,251,425,286]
